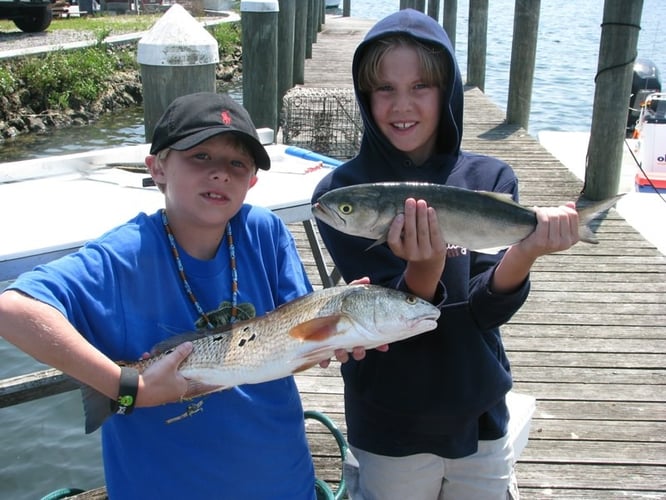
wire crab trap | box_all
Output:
[280,87,363,161]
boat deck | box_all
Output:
[292,15,666,499]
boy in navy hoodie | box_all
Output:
[312,10,580,499]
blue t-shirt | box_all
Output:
[11,206,316,499]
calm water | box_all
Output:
[1,1,664,498]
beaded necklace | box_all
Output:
[161,209,238,328]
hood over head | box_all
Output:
[351,9,464,179]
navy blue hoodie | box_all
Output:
[312,9,530,458]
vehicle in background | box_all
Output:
[0,0,54,32]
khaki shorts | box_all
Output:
[344,433,519,500]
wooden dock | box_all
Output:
[292,15,666,499]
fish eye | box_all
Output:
[406,296,418,305]
[339,203,354,215]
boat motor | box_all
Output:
[627,58,661,136]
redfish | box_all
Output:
[82,284,440,433]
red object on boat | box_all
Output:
[635,171,666,193]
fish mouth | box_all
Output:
[312,202,346,227]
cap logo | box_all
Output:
[220,110,232,126]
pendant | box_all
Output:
[165,400,205,425]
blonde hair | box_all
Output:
[357,35,449,94]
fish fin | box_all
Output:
[484,191,516,202]
[576,194,626,244]
[293,361,320,373]
[150,330,222,356]
[80,384,113,434]
[183,380,227,398]
[365,235,387,251]
[289,316,343,341]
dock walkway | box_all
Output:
[292,15,666,499]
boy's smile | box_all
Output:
[370,45,441,166]
[148,133,258,258]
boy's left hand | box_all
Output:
[517,202,580,258]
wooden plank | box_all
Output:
[508,351,666,369]
[530,400,666,421]
[521,440,666,465]
[514,463,666,491]
[529,418,666,442]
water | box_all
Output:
[1,1,664,498]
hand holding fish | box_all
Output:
[492,202,581,294]
[388,198,447,302]
[135,341,192,406]
[517,202,580,258]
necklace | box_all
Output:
[161,209,238,329]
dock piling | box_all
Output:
[241,0,280,136]
[585,0,644,199]
[136,4,219,143]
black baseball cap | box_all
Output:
[149,92,271,170]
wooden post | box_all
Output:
[136,4,218,143]
[343,0,350,17]
[442,0,457,49]
[306,0,314,58]
[401,0,425,11]
[585,0,644,200]
[506,0,540,130]
[428,0,440,21]
[278,0,295,108]
[293,0,307,83]
[241,0,279,135]
[311,0,318,43]
[466,0,488,91]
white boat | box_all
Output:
[325,0,340,8]
[539,130,666,256]
[0,140,335,281]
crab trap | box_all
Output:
[281,87,363,161]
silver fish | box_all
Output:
[312,182,623,253]
[82,284,440,432]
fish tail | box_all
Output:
[577,194,625,244]
[80,384,113,434]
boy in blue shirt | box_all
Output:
[1,92,324,499]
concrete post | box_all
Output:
[137,4,219,143]
[241,0,280,135]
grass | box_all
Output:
[0,15,241,111]
[0,14,162,35]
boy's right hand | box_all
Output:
[137,341,194,407]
